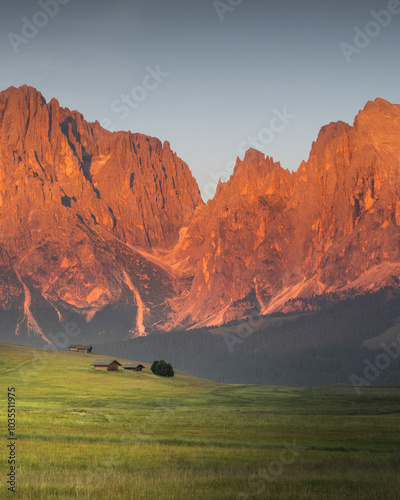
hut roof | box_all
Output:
[91,359,122,366]
[70,345,93,349]
[124,364,145,369]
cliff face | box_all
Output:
[1,86,400,342]
[169,98,400,327]
[0,85,202,342]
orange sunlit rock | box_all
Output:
[1,86,400,339]
[169,98,400,327]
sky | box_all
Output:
[0,0,399,200]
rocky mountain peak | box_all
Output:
[0,87,399,341]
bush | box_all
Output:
[167,363,174,377]
[151,360,174,377]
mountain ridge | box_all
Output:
[0,85,399,342]
[167,96,400,327]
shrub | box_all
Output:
[151,360,174,377]
[166,363,174,377]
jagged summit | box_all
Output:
[168,96,400,327]
[0,86,399,341]
[0,85,202,341]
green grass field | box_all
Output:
[0,343,399,499]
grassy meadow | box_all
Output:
[0,343,399,499]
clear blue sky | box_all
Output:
[1,0,399,199]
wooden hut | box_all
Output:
[91,359,122,371]
[69,345,93,353]
[123,364,145,372]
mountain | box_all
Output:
[0,85,400,345]
[169,98,400,327]
[0,85,202,343]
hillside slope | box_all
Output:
[0,343,399,499]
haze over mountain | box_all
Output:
[0,85,399,345]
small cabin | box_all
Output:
[69,345,93,353]
[123,364,145,372]
[91,359,122,371]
